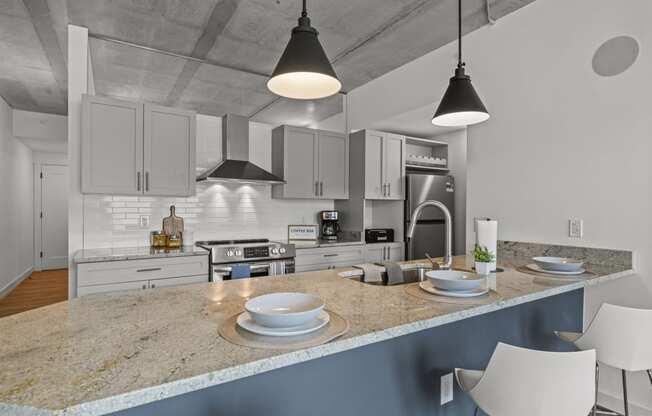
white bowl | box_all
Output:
[425,270,485,292]
[244,292,325,328]
[532,257,584,272]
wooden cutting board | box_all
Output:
[162,205,184,236]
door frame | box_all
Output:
[34,160,68,271]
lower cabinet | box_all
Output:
[295,244,365,273]
[364,242,404,263]
[77,256,209,296]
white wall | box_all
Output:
[0,96,34,297]
[344,0,652,410]
[13,110,67,154]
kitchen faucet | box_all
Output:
[406,200,453,269]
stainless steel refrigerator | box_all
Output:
[404,173,455,260]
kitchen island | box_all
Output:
[0,247,633,416]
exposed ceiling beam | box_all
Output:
[165,0,239,106]
[88,32,271,79]
[22,0,67,97]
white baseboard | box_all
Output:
[0,266,34,299]
[599,391,652,416]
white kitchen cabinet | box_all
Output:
[77,255,208,296]
[295,244,364,272]
[82,95,143,195]
[364,242,404,263]
[350,129,405,200]
[272,125,349,199]
[143,104,196,196]
[81,95,196,197]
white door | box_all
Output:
[143,104,196,196]
[387,243,404,262]
[40,164,68,270]
[383,133,405,200]
[283,127,318,198]
[364,131,385,199]
[318,131,348,199]
[364,244,386,262]
[81,95,143,195]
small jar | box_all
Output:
[167,234,182,249]
[150,231,167,248]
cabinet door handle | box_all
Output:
[315,181,319,196]
[320,181,323,196]
[137,172,141,191]
[323,253,339,257]
[145,172,150,192]
[387,183,391,197]
[384,246,387,260]
[137,267,162,272]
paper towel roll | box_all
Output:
[475,219,498,271]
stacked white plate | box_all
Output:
[526,257,585,275]
[422,270,488,297]
[237,292,329,337]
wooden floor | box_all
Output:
[0,269,68,318]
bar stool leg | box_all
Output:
[622,370,629,416]
[593,363,599,416]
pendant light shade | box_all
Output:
[432,0,489,126]
[268,0,341,100]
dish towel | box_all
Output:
[354,264,384,283]
[230,264,251,279]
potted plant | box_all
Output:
[474,245,496,275]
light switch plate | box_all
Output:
[441,372,454,405]
[569,219,583,238]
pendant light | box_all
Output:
[268,0,341,100]
[432,0,489,126]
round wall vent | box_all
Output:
[592,36,639,77]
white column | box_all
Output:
[67,24,92,298]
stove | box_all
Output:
[195,239,295,281]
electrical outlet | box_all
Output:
[569,219,583,238]
[139,215,150,229]
[441,372,454,405]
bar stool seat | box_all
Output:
[455,342,596,416]
[555,303,652,416]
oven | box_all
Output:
[211,258,295,281]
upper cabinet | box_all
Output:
[271,125,349,200]
[82,95,196,197]
[350,129,405,200]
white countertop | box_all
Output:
[0,255,633,415]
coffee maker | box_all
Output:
[319,210,340,240]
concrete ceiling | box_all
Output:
[0,0,535,126]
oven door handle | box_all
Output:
[213,264,272,274]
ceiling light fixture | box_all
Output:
[432,0,489,127]
[268,0,341,100]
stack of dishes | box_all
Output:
[526,257,585,276]
[421,270,487,297]
[237,292,329,337]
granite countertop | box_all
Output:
[73,246,209,264]
[290,237,364,249]
[0,255,633,415]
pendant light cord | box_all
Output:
[458,0,463,68]
[302,0,307,17]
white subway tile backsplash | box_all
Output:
[83,182,333,248]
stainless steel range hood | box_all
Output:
[196,114,284,184]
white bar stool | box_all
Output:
[455,342,596,416]
[556,303,652,416]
